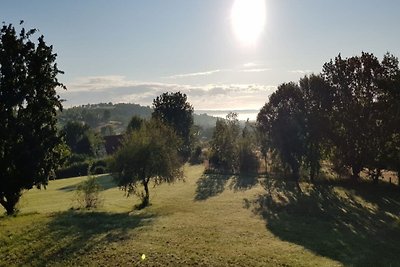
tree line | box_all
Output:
[257,52,400,186]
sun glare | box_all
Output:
[231,0,266,46]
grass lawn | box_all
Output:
[1,165,400,266]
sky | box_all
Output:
[2,0,400,115]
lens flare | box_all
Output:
[231,0,266,46]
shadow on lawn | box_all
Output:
[26,210,154,265]
[195,172,259,201]
[194,173,230,200]
[246,177,400,267]
[229,173,258,191]
[58,174,117,192]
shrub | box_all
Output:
[189,146,203,164]
[56,158,109,179]
[93,166,106,175]
[75,175,102,209]
[56,162,90,179]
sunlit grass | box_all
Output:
[1,165,399,266]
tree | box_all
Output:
[238,120,259,174]
[209,112,241,173]
[299,74,333,181]
[257,83,306,185]
[109,119,183,208]
[126,115,143,133]
[62,121,103,157]
[152,91,194,160]
[378,54,400,184]
[322,52,398,180]
[0,23,65,215]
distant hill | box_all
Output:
[57,102,219,134]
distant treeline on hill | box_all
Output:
[57,102,219,134]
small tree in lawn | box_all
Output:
[0,23,66,215]
[109,119,184,208]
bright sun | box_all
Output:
[231,0,266,46]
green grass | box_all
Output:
[1,165,400,266]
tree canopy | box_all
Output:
[0,23,65,215]
[109,119,184,208]
[152,91,194,160]
[257,52,400,184]
[62,121,103,157]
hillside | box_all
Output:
[1,165,399,266]
[57,103,219,134]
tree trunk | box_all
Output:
[142,179,150,207]
[397,169,400,187]
[291,163,302,192]
[351,165,361,181]
[372,169,381,185]
[0,193,21,216]
[310,166,315,183]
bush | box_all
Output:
[75,175,102,209]
[56,158,109,179]
[239,145,260,174]
[65,153,89,165]
[56,162,90,179]
[189,146,203,164]
[93,166,106,175]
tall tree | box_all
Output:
[378,53,400,183]
[322,52,397,180]
[152,91,194,160]
[0,23,65,215]
[299,74,333,181]
[109,119,183,208]
[257,82,306,186]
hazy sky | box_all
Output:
[2,0,400,110]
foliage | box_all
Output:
[321,52,397,179]
[258,52,400,185]
[75,174,102,209]
[126,115,143,133]
[238,121,260,174]
[57,102,218,139]
[152,91,194,160]
[0,23,65,215]
[257,83,306,183]
[62,121,103,157]
[189,145,203,165]
[298,74,333,181]
[109,119,184,208]
[209,113,241,173]
[57,103,152,130]
[56,162,90,179]
[209,113,260,174]
[56,158,109,179]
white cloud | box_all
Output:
[60,75,276,110]
[241,68,270,73]
[242,62,258,68]
[165,69,222,79]
[67,75,136,92]
[289,70,313,74]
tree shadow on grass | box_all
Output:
[25,210,155,266]
[229,172,259,191]
[58,175,117,192]
[245,178,400,267]
[194,173,230,201]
